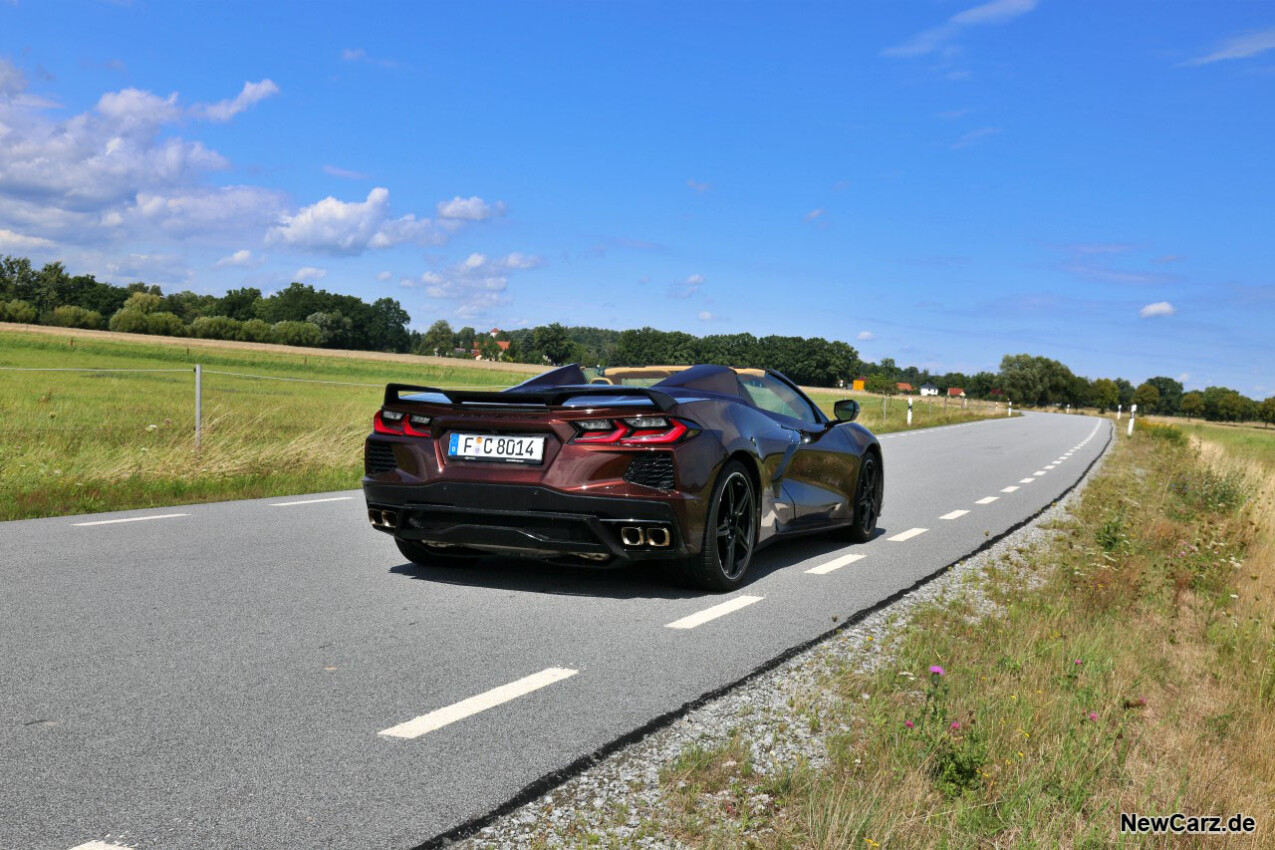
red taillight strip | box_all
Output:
[402,418,431,437]
[621,418,691,444]
[573,422,630,443]
[373,411,403,435]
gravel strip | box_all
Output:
[454,441,1110,849]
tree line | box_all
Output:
[3,254,1269,424]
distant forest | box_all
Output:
[2,254,1270,423]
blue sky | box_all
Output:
[1,1,1272,395]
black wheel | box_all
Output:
[844,451,882,543]
[395,538,479,567]
[672,460,758,592]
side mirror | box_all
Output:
[833,399,860,422]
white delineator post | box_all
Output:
[907,396,913,426]
[1116,403,1122,421]
[1127,402,1137,437]
[1008,401,1013,417]
[195,363,202,450]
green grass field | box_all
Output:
[0,326,1001,520]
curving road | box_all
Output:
[1,412,1111,849]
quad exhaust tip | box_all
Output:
[619,525,672,548]
[368,509,398,529]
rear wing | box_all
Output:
[383,383,677,412]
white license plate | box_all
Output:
[447,432,545,464]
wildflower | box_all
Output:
[865,840,880,848]
[1088,712,1099,722]
[950,721,961,731]
[904,720,914,729]
[1074,659,1083,665]
[929,665,945,676]
[147,424,158,431]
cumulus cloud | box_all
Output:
[686,179,711,193]
[266,187,443,254]
[697,311,714,321]
[341,48,367,62]
[294,266,327,282]
[0,58,28,98]
[376,271,393,282]
[804,208,826,222]
[105,252,191,284]
[404,251,545,319]
[191,79,279,122]
[436,195,504,221]
[213,248,259,269]
[131,185,288,235]
[0,228,55,251]
[1186,27,1275,66]
[883,0,1037,58]
[1139,301,1176,318]
[668,273,704,299]
[857,330,875,341]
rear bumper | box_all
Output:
[363,480,691,560]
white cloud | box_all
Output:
[104,252,190,284]
[883,0,1037,58]
[95,88,182,130]
[213,248,259,268]
[1139,301,1176,318]
[341,48,367,62]
[131,185,288,235]
[857,330,875,341]
[951,126,1002,149]
[266,187,443,254]
[0,228,55,250]
[191,79,279,122]
[804,208,826,222]
[406,251,545,318]
[668,273,704,299]
[294,266,327,282]
[436,195,503,221]
[376,271,393,282]
[686,179,711,193]
[0,58,27,98]
[323,164,370,180]
[697,311,714,321]
[1187,27,1275,66]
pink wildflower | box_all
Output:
[950,721,961,731]
[929,665,945,676]
[904,720,914,729]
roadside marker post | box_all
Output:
[194,364,202,450]
[1127,402,1136,437]
[907,396,913,426]
[1116,403,1122,421]
[1008,401,1013,417]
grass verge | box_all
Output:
[633,423,1274,847]
[1,325,1002,520]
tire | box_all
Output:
[395,538,479,567]
[843,451,883,544]
[671,460,758,592]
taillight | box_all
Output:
[572,416,697,446]
[374,409,404,434]
[403,414,432,437]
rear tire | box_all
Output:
[395,538,479,567]
[669,460,758,592]
[842,452,882,544]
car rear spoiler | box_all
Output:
[383,383,677,412]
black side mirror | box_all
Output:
[834,399,860,422]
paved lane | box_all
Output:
[0,413,1110,849]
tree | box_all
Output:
[190,316,244,340]
[1180,392,1204,420]
[237,318,273,342]
[271,321,324,347]
[1114,378,1135,408]
[108,309,150,333]
[476,336,502,361]
[454,325,477,354]
[419,319,455,356]
[865,374,896,395]
[48,305,103,329]
[534,322,576,365]
[1090,378,1119,412]
[1143,376,1184,416]
[0,299,38,323]
[122,291,163,314]
[1132,382,1160,414]
[217,287,264,322]
[145,311,186,336]
[1259,397,1275,429]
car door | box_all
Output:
[738,373,852,524]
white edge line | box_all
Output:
[378,667,579,739]
[73,513,189,527]
[269,496,355,506]
[940,509,969,520]
[887,527,928,542]
[806,553,865,574]
[666,595,764,629]
[68,843,134,850]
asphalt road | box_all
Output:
[1,412,1111,850]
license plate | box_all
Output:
[447,432,545,464]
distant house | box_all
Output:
[919,383,939,396]
[896,382,914,393]
[471,339,511,361]
[947,387,966,398]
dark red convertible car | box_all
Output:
[363,364,882,590]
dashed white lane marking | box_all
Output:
[68,842,133,850]
[1033,470,1048,476]
[1045,464,1057,469]
[806,553,865,575]
[887,527,928,542]
[666,595,764,629]
[975,496,999,505]
[1001,485,1020,493]
[378,667,579,739]
[269,496,355,506]
[73,513,188,527]
[940,509,969,520]
[1019,478,1036,484]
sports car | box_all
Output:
[362,363,883,590]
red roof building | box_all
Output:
[947,387,966,398]
[896,382,914,393]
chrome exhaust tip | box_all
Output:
[619,526,644,547]
[381,509,398,529]
[368,509,384,526]
[646,527,671,547]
